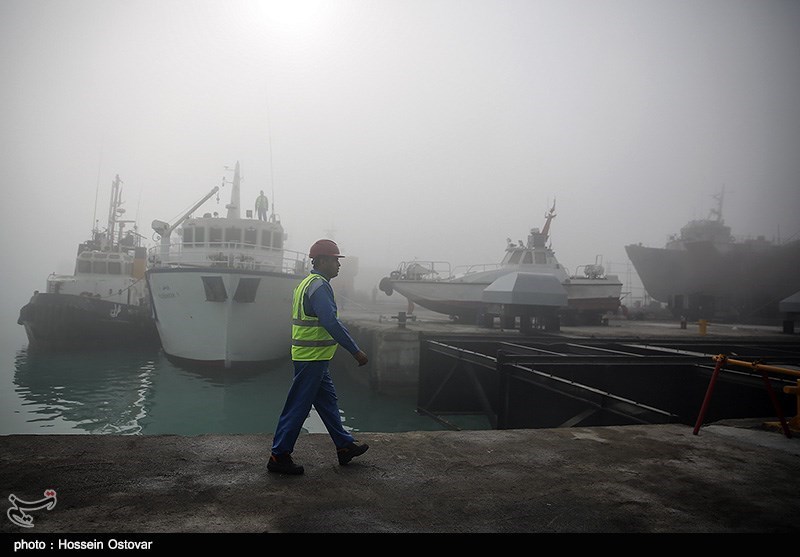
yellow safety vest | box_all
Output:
[291,273,338,361]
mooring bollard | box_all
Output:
[698,319,708,336]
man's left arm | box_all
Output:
[309,284,360,354]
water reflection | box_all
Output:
[11,346,470,435]
[13,347,159,434]
[12,347,296,435]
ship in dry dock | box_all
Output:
[625,189,800,322]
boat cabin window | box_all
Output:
[522,251,533,264]
[183,227,194,246]
[92,259,108,274]
[274,231,283,249]
[194,227,205,245]
[77,259,92,274]
[225,227,242,246]
[209,227,222,247]
[244,227,257,248]
[535,252,547,264]
[508,250,522,264]
[261,230,272,248]
[107,260,122,275]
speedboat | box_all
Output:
[378,202,622,327]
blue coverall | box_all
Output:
[271,271,361,456]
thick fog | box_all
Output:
[2,0,799,319]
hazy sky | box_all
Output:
[2,0,799,315]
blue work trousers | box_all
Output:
[271,359,354,456]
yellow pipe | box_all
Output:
[712,354,800,378]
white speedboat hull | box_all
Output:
[388,274,622,321]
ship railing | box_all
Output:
[391,260,453,281]
[453,263,502,277]
[148,243,310,275]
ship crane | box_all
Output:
[152,186,220,258]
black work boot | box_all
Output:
[268,453,304,475]
[337,441,369,465]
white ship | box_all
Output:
[146,162,308,367]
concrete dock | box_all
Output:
[2,304,798,536]
[1,421,798,534]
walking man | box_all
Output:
[268,239,370,475]
[255,190,269,221]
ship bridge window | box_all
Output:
[92,261,108,274]
[225,227,242,246]
[233,277,260,303]
[522,251,533,264]
[92,259,108,274]
[77,259,92,274]
[194,227,205,245]
[201,276,227,302]
[260,230,272,248]
[183,227,194,246]
[106,254,122,275]
[244,227,257,248]
[534,252,547,264]
[274,231,283,249]
[508,250,522,264]
[209,227,222,247]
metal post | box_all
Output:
[496,350,510,430]
[758,369,792,438]
[693,354,726,435]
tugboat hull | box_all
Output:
[18,293,159,349]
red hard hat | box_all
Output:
[309,239,344,258]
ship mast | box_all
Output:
[225,161,241,220]
[540,199,557,241]
[528,199,557,249]
[107,174,122,251]
[709,187,725,223]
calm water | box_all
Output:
[1,319,485,436]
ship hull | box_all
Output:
[17,293,159,349]
[147,267,303,367]
[385,275,621,323]
[625,239,800,321]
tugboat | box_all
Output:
[146,161,308,368]
[378,201,623,327]
[18,174,159,349]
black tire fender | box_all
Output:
[378,277,394,296]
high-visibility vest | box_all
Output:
[291,273,338,361]
[256,195,268,210]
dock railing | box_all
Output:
[693,354,800,438]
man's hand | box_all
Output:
[353,350,368,367]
